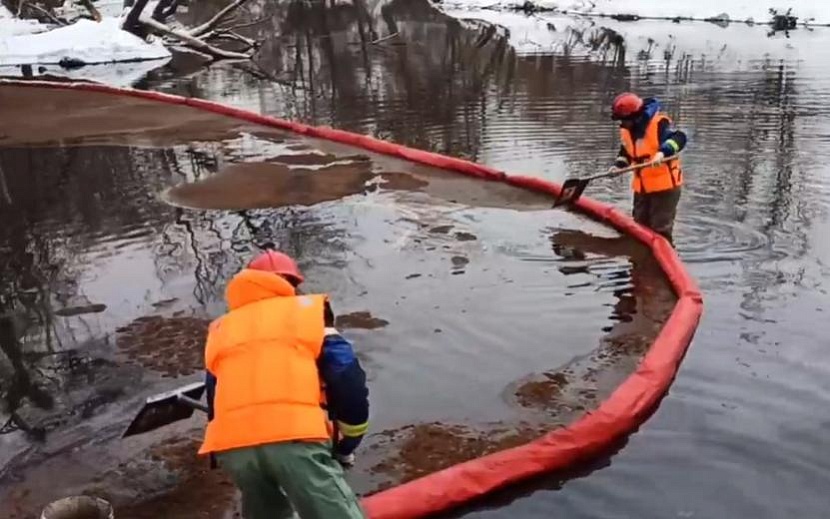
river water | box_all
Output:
[0,84,666,514]
[3,0,830,517]
[158,2,830,517]
[431,10,830,519]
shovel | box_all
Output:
[122,382,207,438]
[123,381,222,469]
[552,154,680,208]
[123,382,342,465]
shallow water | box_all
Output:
[3,0,830,516]
[0,84,668,515]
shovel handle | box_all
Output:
[598,153,680,180]
[177,394,209,413]
[552,153,681,208]
[175,394,216,468]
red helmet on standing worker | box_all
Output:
[611,92,644,120]
[248,250,304,285]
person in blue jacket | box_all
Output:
[204,297,369,464]
[611,92,688,244]
[203,250,369,519]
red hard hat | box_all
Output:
[611,92,643,120]
[248,250,304,284]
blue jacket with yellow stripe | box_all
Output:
[615,97,688,169]
[205,300,369,456]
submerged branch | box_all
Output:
[189,0,251,37]
[138,14,253,60]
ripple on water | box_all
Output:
[677,213,771,264]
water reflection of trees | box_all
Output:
[153,204,345,305]
[0,127,357,441]
[161,0,643,169]
[162,0,517,160]
[2,0,819,438]
[0,144,176,437]
[166,0,818,238]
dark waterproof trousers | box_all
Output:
[633,186,682,245]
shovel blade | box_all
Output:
[552,178,589,208]
[122,382,207,438]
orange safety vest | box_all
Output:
[620,113,683,194]
[199,269,330,455]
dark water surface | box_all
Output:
[142,1,830,517]
[0,83,667,515]
[2,0,830,516]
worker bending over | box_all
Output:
[200,250,369,519]
[611,92,688,244]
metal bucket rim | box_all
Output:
[40,495,114,519]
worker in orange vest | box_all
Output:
[200,250,369,519]
[611,92,688,244]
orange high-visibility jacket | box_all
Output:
[620,112,683,194]
[199,269,330,454]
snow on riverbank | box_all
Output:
[441,6,827,66]
[440,0,830,25]
[0,17,170,67]
[0,5,46,36]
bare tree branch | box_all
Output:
[203,29,258,49]
[151,0,179,22]
[188,0,251,37]
[0,164,12,206]
[221,15,271,31]
[11,0,258,63]
[122,0,151,36]
[371,32,399,44]
[138,14,252,60]
[17,1,67,25]
[78,0,101,21]
[235,60,313,91]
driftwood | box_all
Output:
[137,14,253,60]
[187,0,250,36]
[11,0,67,25]
[123,0,259,59]
[77,0,99,21]
[7,0,260,61]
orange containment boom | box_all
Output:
[0,79,703,519]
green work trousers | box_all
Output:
[216,441,366,519]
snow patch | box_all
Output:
[54,0,127,20]
[0,4,47,36]
[563,0,829,24]
[441,7,822,64]
[0,17,171,67]
[440,0,830,25]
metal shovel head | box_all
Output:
[552,178,589,208]
[122,382,206,438]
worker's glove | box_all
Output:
[335,433,363,455]
[607,166,622,175]
[335,452,356,467]
[333,433,362,468]
[651,152,665,165]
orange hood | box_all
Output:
[225,268,296,310]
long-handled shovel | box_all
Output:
[123,382,344,466]
[122,382,208,438]
[122,382,216,467]
[552,154,680,208]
